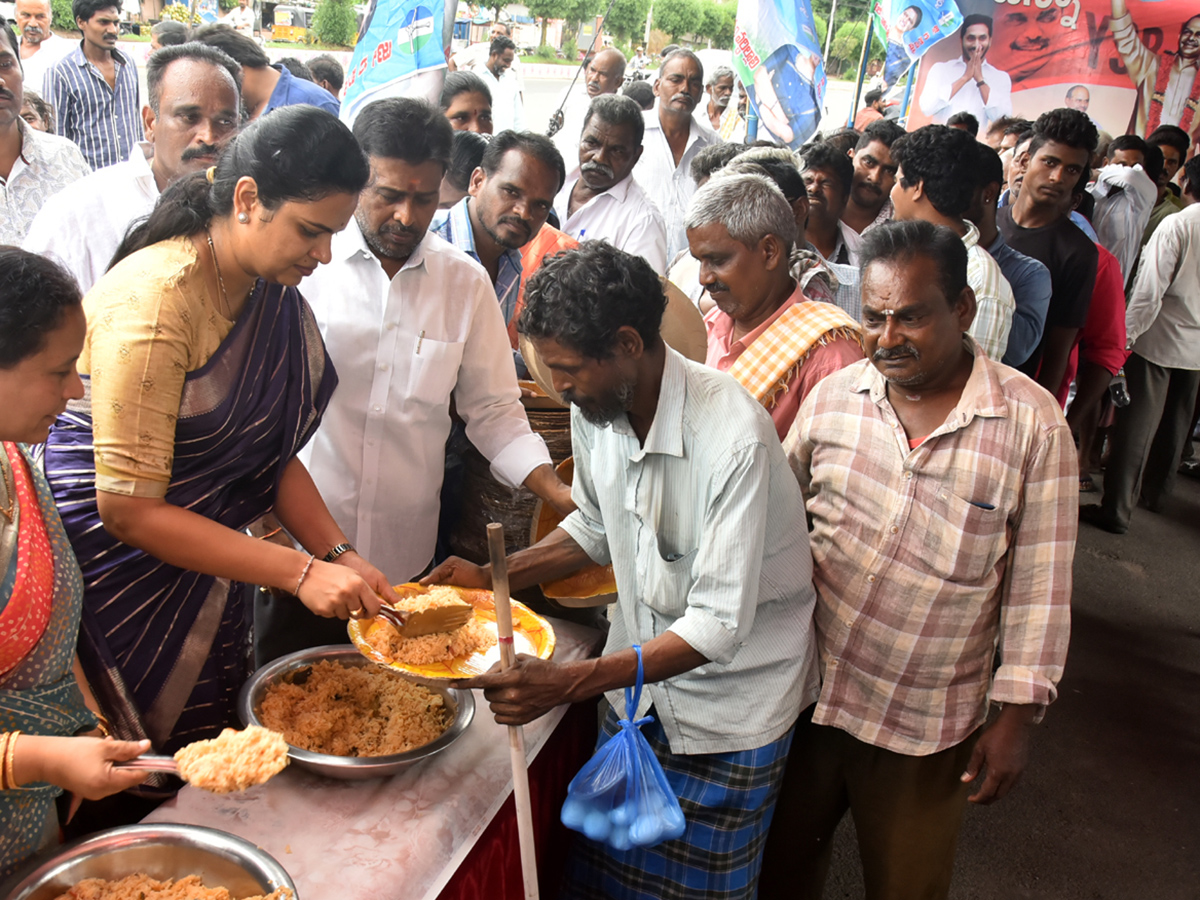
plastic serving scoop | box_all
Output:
[374,601,473,637]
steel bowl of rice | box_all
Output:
[2,824,296,900]
[238,645,475,780]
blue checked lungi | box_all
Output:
[560,704,795,900]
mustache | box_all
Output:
[581,161,614,180]
[23,24,45,36]
[873,345,921,361]
[181,143,220,162]
[379,223,422,239]
[498,215,531,237]
[0,88,13,102]
[705,281,732,294]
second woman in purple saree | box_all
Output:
[43,107,392,769]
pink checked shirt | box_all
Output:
[785,340,1077,755]
[704,284,864,442]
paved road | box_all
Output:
[520,76,858,144]
[822,474,1200,899]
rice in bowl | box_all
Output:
[54,874,292,900]
[365,585,497,666]
[259,660,451,756]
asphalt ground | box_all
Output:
[821,472,1200,899]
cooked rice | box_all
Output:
[365,586,496,666]
[259,660,451,756]
[54,874,292,900]
[173,726,289,793]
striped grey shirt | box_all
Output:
[47,43,141,171]
[559,348,820,756]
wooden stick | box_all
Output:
[487,523,540,900]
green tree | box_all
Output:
[526,0,571,48]
[312,0,357,46]
[698,0,735,47]
[604,0,651,44]
[653,0,702,40]
[51,0,75,31]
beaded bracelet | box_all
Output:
[295,554,316,595]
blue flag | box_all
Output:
[341,0,450,124]
[732,0,828,148]
[872,0,963,88]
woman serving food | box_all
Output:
[43,106,391,768]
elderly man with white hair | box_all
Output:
[699,64,735,132]
[687,172,864,441]
[14,0,74,92]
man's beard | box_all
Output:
[358,210,423,261]
[481,213,531,250]
[564,376,636,426]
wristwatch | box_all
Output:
[976,80,987,87]
[323,542,355,563]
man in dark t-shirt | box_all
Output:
[997,108,1098,394]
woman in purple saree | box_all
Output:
[43,107,390,769]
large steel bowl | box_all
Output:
[238,645,475,780]
[3,824,296,900]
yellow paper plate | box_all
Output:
[348,583,556,681]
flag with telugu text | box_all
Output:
[732,0,828,149]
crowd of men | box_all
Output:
[2,4,1200,898]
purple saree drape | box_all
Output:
[43,280,336,761]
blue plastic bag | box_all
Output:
[560,645,687,851]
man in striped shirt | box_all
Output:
[889,124,1016,361]
[426,242,820,900]
[763,221,1075,900]
[45,0,139,170]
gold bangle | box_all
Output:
[94,714,112,738]
[0,732,10,790]
[294,554,315,595]
[5,731,21,790]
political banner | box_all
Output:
[732,0,828,149]
[872,0,965,87]
[907,0,1200,144]
[340,0,456,126]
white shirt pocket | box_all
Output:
[406,337,465,407]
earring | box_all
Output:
[237,213,249,224]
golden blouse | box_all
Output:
[80,237,235,498]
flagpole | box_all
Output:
[848,10,874,127]
[900,58,920,124]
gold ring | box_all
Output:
[349,608,365,620]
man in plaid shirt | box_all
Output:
[761,220,1076,900]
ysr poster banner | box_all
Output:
[732,0,828,149]
[908,0,1200,145]
[340,0,454,125]
[873,0,965,88]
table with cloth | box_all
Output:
[143,618,603,900]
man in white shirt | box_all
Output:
[15,0,74,94]
[1087,134,1159,283]
[550,47,625,167]
[24,42,242,292]
[478,35,524,133]
[1084,157,1200,535]
[426,240,818,900]
[633,49,719,260]
[919,15,1012,134]
[223,0,255,36]
[296,97,571,601]
[553,94,667,272]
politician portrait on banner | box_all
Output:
[908,0,1199,146]
[874,0,965,87]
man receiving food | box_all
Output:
[425,241,819,900]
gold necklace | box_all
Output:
[205,229,231,319]
[0,449,14,524]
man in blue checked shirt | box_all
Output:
[426,242,819,900]
[45,0,139,170]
